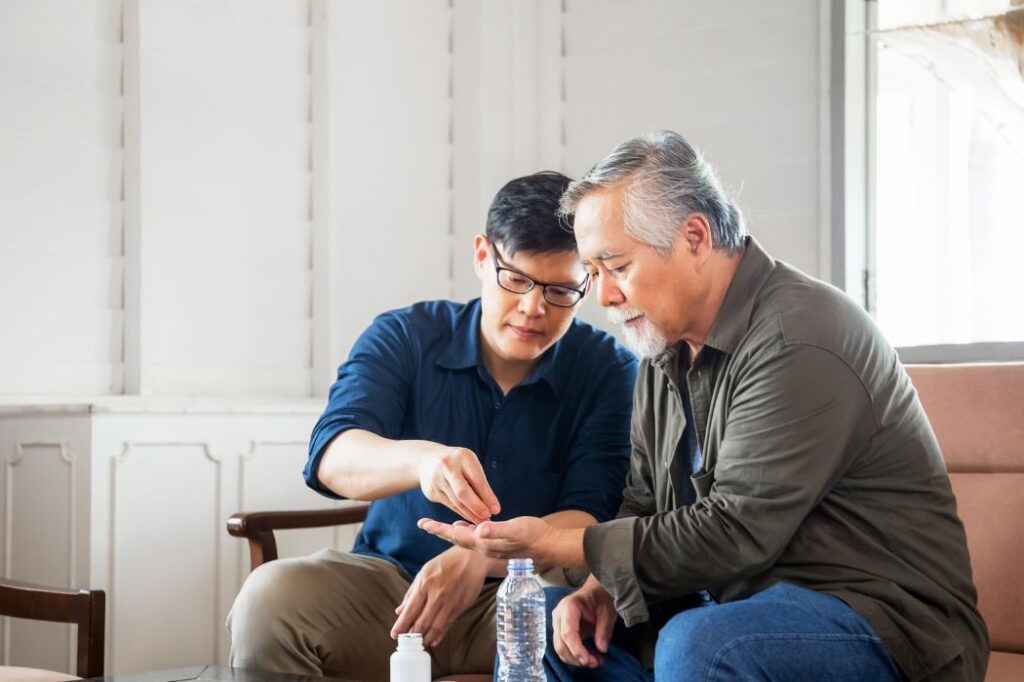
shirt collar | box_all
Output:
[435,299,483,371]
[702,235,775,355]
[651,344,679,369]
[434,298,566,397]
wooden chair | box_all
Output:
[227,505,370,572]
[0,578,105,680]
[227,505,491,682]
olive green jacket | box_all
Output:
[583,238,988,681]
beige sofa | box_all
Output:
[907,363,1024,681]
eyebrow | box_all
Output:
[497,252,586,288]
[581,250,624,266]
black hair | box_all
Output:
[485,171,576,256]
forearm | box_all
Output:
[534,509,595,572]
[472,509,596,577]
[545,526,587,569]
[317,429,434,500]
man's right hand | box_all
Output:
[552,578,617,668]
[417,446,501,523]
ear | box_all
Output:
[472,234,490,280]
[680,214,713,260]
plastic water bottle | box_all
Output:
[496,558,546,682]
[390,632,431,682]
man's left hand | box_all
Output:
[390,545,488,648]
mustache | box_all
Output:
[607,306,644,326]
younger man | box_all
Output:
[228,171,637,681]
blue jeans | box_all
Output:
[540,582,904,682]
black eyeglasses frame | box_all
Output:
[490,247,590,308]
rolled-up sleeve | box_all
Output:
[303,312,414,498]
[585,344,876,626]
[553,354,637,522]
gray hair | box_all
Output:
[560,130,746,255]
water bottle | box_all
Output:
[390,632,431,682]
[496,558,546,682]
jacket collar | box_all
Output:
[703,236,774,355]
[649,236,774,369]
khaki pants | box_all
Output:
[227,549,498,681]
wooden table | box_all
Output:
[82,665,357,682]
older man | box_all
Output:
[421,131,988,681]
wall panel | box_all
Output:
[324,0,453,377]
[136,0,315,397]
[450,0,565,302]
[3,442,75,672]
[0,0,124,395]
[110,441,221,672]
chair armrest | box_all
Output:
[227,505,370,571]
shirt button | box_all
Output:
[490,461,498,470]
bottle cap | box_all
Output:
[397,632,424,650]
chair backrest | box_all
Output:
[0,579,105,677]
[906,363,1024,655]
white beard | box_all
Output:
[608,306,669,359]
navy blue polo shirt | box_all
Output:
[305,298,637,579]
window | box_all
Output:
[841,0,1024,360]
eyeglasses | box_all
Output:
[491,247,589,308]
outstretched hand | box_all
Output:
[417,516,555,561]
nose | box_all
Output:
[518,287,546,316]
[596,274,624,308]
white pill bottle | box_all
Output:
[390,632,431,682]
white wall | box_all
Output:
[562,0,827,278]
[1,0,831,394]
[320,0,453,395]
[446,0,830,331]
[130,0,314,397]
[0,0,125,395]
[450,0,564,299]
